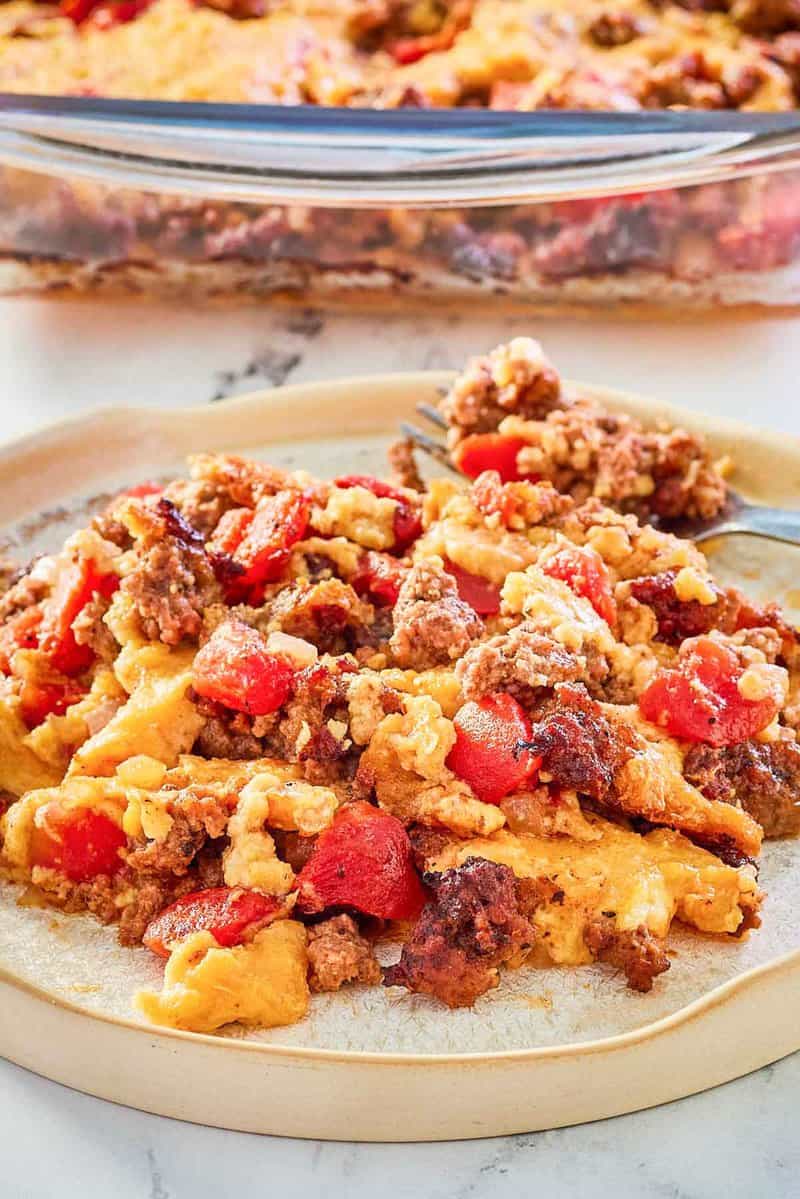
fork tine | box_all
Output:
[416,402,447,430]
[400,421,455,471]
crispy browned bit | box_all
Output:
[307,914,381,992]
[525,683,634,802]
[265,578,374,652]
[272,829,318,873]
[383,857,535,1008]
[161,476,236,539]
[584,916,671,992]
[627,571,737,645]
[684,740,800,837]
[406,823,453,872]
[389,558,483,670]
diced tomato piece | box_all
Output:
[19,679,86,730]
[59,0,99,21]
[334,475,422,551]
[143,887,280,958]
[296,801,426,921]
[210,491,310,603]
[193,619,294,716]
[29,805,126,882]
[39,558,119,677]
[87,0,152,26]
[446,693,540,805]
[119,479,163,499]
[638,635,780,747]
[452,434,532,483]
[470,470,521,526]
[350,551,408,607]
[542,545,617,626]
[389,23,458,64]
[0,605,43,674]
[443,559,501,616]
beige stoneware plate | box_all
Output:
[1,373,800,1141]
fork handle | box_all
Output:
[698,503,800,547]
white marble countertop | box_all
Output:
[1,296,798,1198]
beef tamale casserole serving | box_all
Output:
[1,337,798,1035]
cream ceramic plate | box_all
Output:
[1,374,800,1142]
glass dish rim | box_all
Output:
[2,93,800,206]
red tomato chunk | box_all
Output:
[19,679,86,730]
[143,887,280,958]
[29,805,126,882]
[351,551,408,607]
[542,545,617,626]
[638,634,780,747]
[443,559,502,616]
[193,620,294,716]
[39,558,119,677]
[447,693,541,805]
[452,434,533,483]
[296,801,425,921]
[210,491,311,603]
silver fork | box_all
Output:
[401,404,800,548]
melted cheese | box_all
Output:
[135,921,309,1034]
[428,816,761,967]
[70,643,203,777]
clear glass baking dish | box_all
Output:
[1,95,800,309]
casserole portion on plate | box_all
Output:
[1,337,797,1036]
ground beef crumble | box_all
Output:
[627,571,738,645]
[439,337,563,444]
[456,621,608,703]
[383,857,535,1008]
[389,558,483,670]
[584,916,671,992]
[684,740,800,837]
[120,498,220,645]
[306,913,381,992]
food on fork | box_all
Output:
[1,337,797,1035]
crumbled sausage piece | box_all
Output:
[456,621,609,704]
[306,914,381,992]
[684,740,800,837]
[383,857,535,1007]
[440,338,563,442]
[390,558,482,670]
[0,568,47,621]
[584,916,671,992]
[120,498,220,645]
